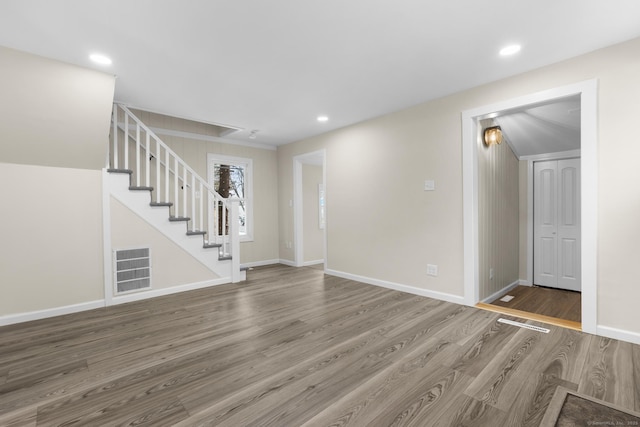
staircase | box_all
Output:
[108,104,243,283]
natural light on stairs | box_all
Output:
[107,104,244,288]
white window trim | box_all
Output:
[207,153,254,242]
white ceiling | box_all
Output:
[495,96,581,158]
[1,1,640,147]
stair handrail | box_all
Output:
[110,103,241,282]
[114,103,228,208]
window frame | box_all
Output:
[207,153,254,242]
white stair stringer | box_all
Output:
[107,172,234,280]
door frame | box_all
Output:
[293,149,327,268]
[462,79,598,334]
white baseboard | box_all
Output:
[481,280,521,303]
[110,278,231,305]
[303,259,324,267]
[597,325,640,345]
[325,269,465,305]
[240,259,280,268]
[279,258,297,267]
[0,278,236,326]
[0,300,105,327]
[519,279,533,287]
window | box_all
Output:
[207,154,253,241]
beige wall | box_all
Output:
[477,119,520,300]
[278,105,466,295]
[0,163,105,316]
[278,37,640,334]
[130,110,279,264]
[518,161,530,282]
[0,45,115,170]
[110,197,220,290]
[0,48,115,319]
[302,164,324,263]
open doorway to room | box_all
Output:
[462,80,598,334]
[478,96,582,327]
[293,150,327,269]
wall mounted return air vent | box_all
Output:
[114,248,151,294]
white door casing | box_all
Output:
[462,78,598,334]
[293,150,327,269]
[534,159,581,291]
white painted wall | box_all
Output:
[278,37,640,338]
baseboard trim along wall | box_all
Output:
[303,259,324,267]
[279,259,297,267]
[597,325,640,346]
[0,300,105,327]
[241,259,281,268]
[325,269,465,305]
[0,278,232,326]
[110,278,231,305]
[481,279,521,303]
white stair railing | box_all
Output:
[109,104,241,282]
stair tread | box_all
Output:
[109,108,238,280]
[107,168,133,174]
[203,243,222,248]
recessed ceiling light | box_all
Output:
[499,44,521,56]
[317,115,329,123]
[90,53,112,65]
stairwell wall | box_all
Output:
[110,197,222,289]
[129,109,279,266]
[0,46,115,320]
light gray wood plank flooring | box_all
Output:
[0,264,638,426]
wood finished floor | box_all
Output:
[489,285,582,323]
[0,264,638,426]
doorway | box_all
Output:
[462,80,598,334]
[533,158,581,292]
[293,150,327,269]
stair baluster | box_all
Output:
[108,103,241,282]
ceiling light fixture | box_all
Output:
[317,115,329,123]
[90,53,112,65]
[484,126,503,146]
[499,44,521,56]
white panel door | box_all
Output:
[556,159,581,290]
[534,161,558,287]
[534,158,581,291]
